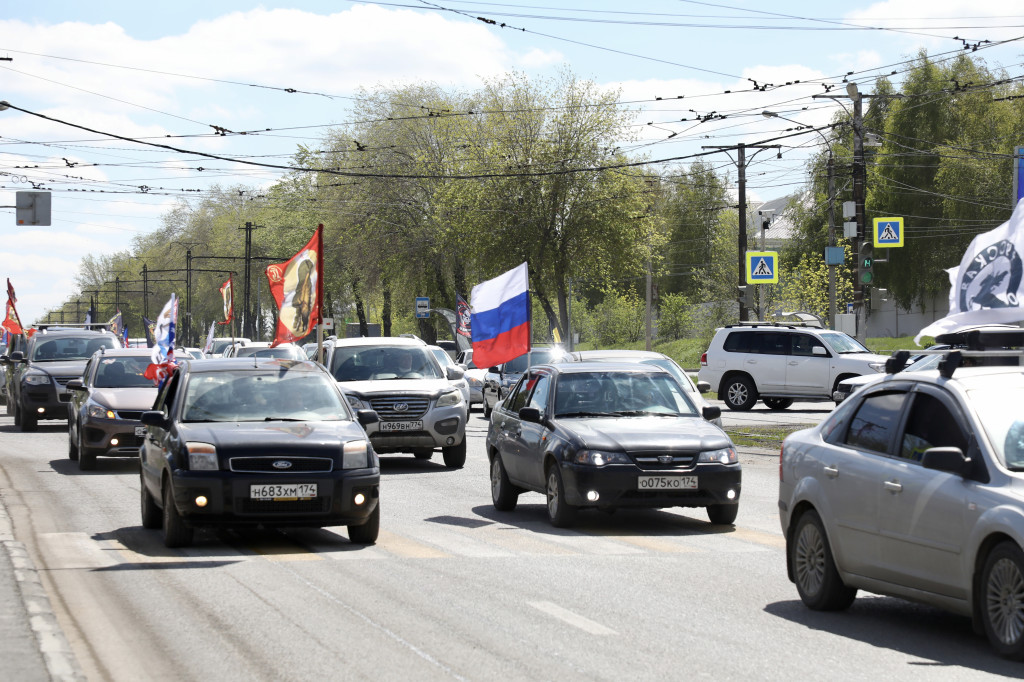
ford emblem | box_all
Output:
[394,402,409,412]
[272,460,293,469]
[658,455,673,464]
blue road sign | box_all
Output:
[746,251,778,283]
[873,217,904,247]
[415,296,430,318]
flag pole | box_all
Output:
[315,224,324,366]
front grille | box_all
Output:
[238,497,329,514]
[368,395,430,419]
[630,450,697,470]
[54,376,76,386]
[116,410,144,420]
[229,457,334,473]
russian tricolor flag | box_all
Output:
[470,262,530,369]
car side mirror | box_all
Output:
[489,366,500,374]
[812,346,827,356]
[446,366,465,380]
[356,409,379,427]
[9,351,25,363]
[696,381,711,393]
[518,406,543,424]
[65,379,85,391]
[921,446,969,476]
[702,405,722,421]
[140,410,168,428]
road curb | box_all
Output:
[0,495,84,682]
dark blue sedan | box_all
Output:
[486,362,740,527]
[139,358,380,547]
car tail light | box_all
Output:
[700,352,708,366]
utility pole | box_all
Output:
[141,263,149,319]
[703,142,781,321]
[826,156,837,329]
[645,258,653,351]
[850,85,868,341]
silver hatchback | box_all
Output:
[779,349,1024,659]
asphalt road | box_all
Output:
[1,406,1020,680]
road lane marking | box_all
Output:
[376,530,451,559]
[38,532,118,569]
[727,527,786,549]
[528,601,616,635]
[591,530,700,553]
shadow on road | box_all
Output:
[49,458,139,476]
[764,597,1020,674]
[463,503,739,538]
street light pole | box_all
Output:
[848,83,868,342]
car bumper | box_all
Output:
[23,386,71,420]
[366,405,466,453]
[468,387,483,404]
[80,417,146,457]
[561,463,742,509]
[169,468,380,528]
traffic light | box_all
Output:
[859,242,874,285]
[737,285,752,307]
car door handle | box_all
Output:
[884,480,903,493]
[823,465,839,478]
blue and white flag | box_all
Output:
[145,294,178,383]
[916,198,1024,344]
[470,262,530,368]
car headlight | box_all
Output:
[868,362,886,372]
[86,402,116,420]
[698,447,738,464]
[342,439,369,469]
[346,395,368,410]
[466,376,482,387]
[436,389,462,407]
[186,442,219,471]
[573,449,631,466]
[24,373,51,386]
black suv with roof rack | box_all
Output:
[1,326,121,431]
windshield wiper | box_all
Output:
[609,410,685,417]
[263,417,305,421]
[555,411,618,418]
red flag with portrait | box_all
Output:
[265,225,322,347]
[218,274,233,326]
[3,298,23,336]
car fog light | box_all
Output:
[446,437,455,445]
[727,489,736,500]
[37,407,45,414]
[354,493,366,505]
[110,437,119,446]
[195,496,208,507]
[587,490,600,502]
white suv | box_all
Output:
[698,324,889,411]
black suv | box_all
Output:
[2,327,121,431]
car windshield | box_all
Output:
[553,371,697,418]
[819,332,870,354]
[329,345,443,382]
[182,370,349,422]
[431,349,454,368]
[210,339,234,354]
[94,356,154,388]
[503,349,562,374]
[236,346,304,359]
[583,355,695,392]
[31,336,116,362]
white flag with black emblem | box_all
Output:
[915,198,1024,344]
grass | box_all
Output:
[724,424,813,450]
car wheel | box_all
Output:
[981,542,1024,659]
[78,431,96,470]
[707,504,738,525]
[764,398,793,410]
[723,376,758,411]
[546,464,576,528]
[162,480,194,548]
[490,454,519,511]
[483,400,493,419]
[442,440,467,469]
[68,425,79,461]
[140,475,161,530]
[13,401,21,426]
[348,501,380,545]
[791,510,856,611]
[412,449,433,460]
[21,409,37,432]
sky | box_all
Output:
[2,0,1024,325]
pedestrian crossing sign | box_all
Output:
[873,217,904,247]
[746,251,778,283]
